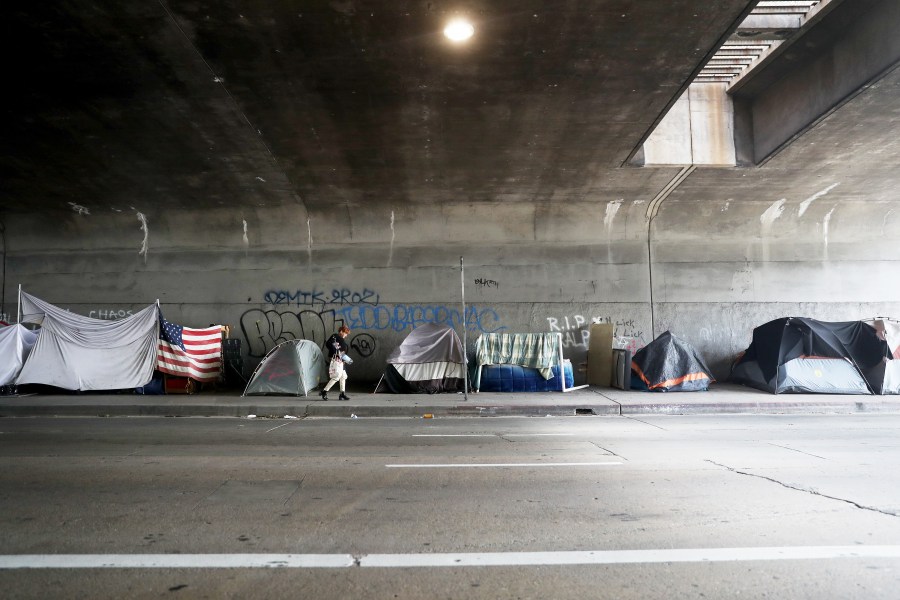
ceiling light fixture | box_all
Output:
[444,18,474,42]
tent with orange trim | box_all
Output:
[631,331,714,392]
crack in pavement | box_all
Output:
[706,460,899,518]
[589,389,622,415]
[623,415,668,430]
[767,442,827,460]
[589,441,627,460]
[283,475,305,506]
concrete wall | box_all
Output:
[0,198,657,386]
[654,179,900,377]
[3,165,900,387]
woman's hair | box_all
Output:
[338,325,351,335]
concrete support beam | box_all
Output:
[732,12,805,41]
[731,0,900,163]
[642,85,736,167]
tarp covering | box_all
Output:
[631,331,714,392]
[866,319,900,359]
[859,319,900,394]
[243,339,325,396]
[731,317,889,394]
[380,323,465,393]
[474,332,559,390]
[0,324,38,386]
[16,292,159,390]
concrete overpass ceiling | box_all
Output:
[696,1,826,84]
[0,1,756,219]
[667,60,900,218]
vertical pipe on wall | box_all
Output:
[646,229,655,342]
[645,166,696,340]
[0,219,6,322]
[460,256,468,401]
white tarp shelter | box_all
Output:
[16,292,159,391]
[376,323,466,393]
[0,324,39,386]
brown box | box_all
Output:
[587,323,614,387]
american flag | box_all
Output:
[157,317,223,381]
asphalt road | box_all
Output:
[1,414,899,599]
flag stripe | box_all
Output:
[183,334,221,340]
[158,347,221,359]
[181,341,222,351]
[157,351,221,369]
[157,346,221,367]
[183,328,222,334]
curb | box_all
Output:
[2,401,899,418]
[617,400,900,415]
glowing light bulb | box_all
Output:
[444,18,474,42]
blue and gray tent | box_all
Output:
[730,317,890,395]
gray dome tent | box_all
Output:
[243,339,326,396]
[377,323,465,393]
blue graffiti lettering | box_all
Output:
[336,304,504,334]
[264,288,380,307]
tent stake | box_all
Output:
[461,256,468,401]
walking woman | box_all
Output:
[321,325,351,401]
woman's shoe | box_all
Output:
[338,393,350,401]
[320,390,328,401]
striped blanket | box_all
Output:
[474,332,561,389]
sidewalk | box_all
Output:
[2,383,899,418]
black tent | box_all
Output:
[730,317,890,394]
[630,331,714,392]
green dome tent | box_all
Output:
[243,339,326,397]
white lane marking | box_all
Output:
[3,547,899,569]
[385,462,622,468]
[503,433,578,437]
[361,546,900,567]
[412,433,578,438]
[412,434,495,437]
[0,554,354,569]
[265,422,293,433]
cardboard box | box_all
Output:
[587,323,614,387]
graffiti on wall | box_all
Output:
[474,278,500,289]
[241,308,345,358]
[335,304,503,334]
[89,308,134,320]
[547,315,646,353]
[263,288,380,307]
[241,287,506,358]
